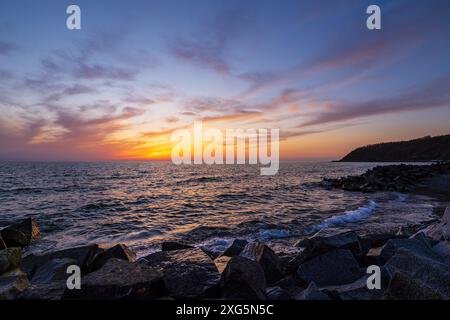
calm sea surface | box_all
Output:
[0,161,438,256]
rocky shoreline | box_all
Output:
[1,208,450,300]
[1,163,450,300]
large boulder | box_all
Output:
[240,242,283,284]
[220,256,266,300]
[0,247,21,275]
[141,247,221,299]
[20,282,67,300]
[0,269,30,300]
[321,276,385,300]
[21,244,98,277]
[63,258,165,300]
[297,249,362,287]
[384,271,445,300]
[31,258,78,284]
[376,237,440,265]
[221,239,248,257]
[266,286,291,300]
[161,241,194,251]
[384,248,450,299]
[91,244,136,271]
[290,229,362,271]
[272,276,304,298]
[0,218,41,248]
[0,235,6,250]
[432,241,450,267]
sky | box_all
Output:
[1,0,450,161]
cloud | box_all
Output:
[168,9,251,74]
[300,74,450,128]
[0,40,18,55]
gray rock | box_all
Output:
[22,244,98,277]
[240,242,283,284]
[221,239,248,257]
[290,229,362,271]
[384,248,450,298]
[0,218,41,248]
[20,282,66,300]
[297,249,362,287]
[384,271,444,300]
[0,247,21,275]
[31,258,78,284]
[295,282,330,300]
[161,241,194,251]
[220,256,266,300]
[272,276,304,297]
[321,276,384,300]
[91,243,136,271]
[142,247,221,299]
[378,237,440,265]
[0,269,30,300]
[432,241,450,266]
[63,258,165,300]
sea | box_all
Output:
[0,161,440,257]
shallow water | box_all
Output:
[0,161,439,256]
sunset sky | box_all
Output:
[1,0,450,161]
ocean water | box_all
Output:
[0,161,438,256]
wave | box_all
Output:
[258,229,292,240]
[307,200,378,234]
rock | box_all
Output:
[240,242,283,284]
[377,237,440,265]
[384,271,444,300]
[161,241,194,251]
[297,249,362,287]
[63,258,165,300]
[266,286,291,300]
[22,244,98,277]
[220,256,266,300]
[384,248,450,298]
[295,282,330,300]
[358,231,399,253]
[214,255,232,273]
[272,276,304,297]
[290,229,362,271]
[321,276,385,300]
[221,239,248,257]
[91,244,136,271]
[31,258,78,284]
[414,222,445,242]
[0,218,41,248]
[0,247,21,275]
[0,270,30,299]
[432,241,450,266]
[141,247,221,299]
[20,282,66,300]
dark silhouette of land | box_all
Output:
[340,134,450,162]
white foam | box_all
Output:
[308,200,378,233]
[258,229,292,240]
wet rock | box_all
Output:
[63,258,165,300]
[141,247,221,299]
[266,286,291,300]
[321,276,385,300]
[295,282,330,300]
[0,269,30,300]
[221,239,248,257]
[0,247,21,275]
[240,242,283,284]
[384,271,444,300]
[297,249,362,287]
[0,218,41,248]
[220,256,266,300]
[22,244,98,277]
[291,229,362,271]
[31,258,78,284]
[358,231,401,253]
[161,241,194,251]
[20,282,66,300]
[0,235,6,250]
[384,248,450,298]
[91,243,136,271]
